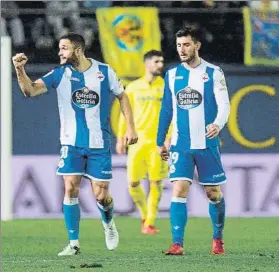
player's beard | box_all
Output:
[151,68,163,76]
[180,52,196,64]
[152,70,162,76]
[65,52,79,67]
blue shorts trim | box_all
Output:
[169,177,193,183]
[56,172,84,176]
[199,180,227,185]
[84,173,112,182]
[169,146,226,185]
[56,145,112,180]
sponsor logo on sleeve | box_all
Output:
[220,79,226,86]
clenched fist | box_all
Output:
[12,53,28,69]
[124,129,138,146]
[158,146,169,161]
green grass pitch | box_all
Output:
[2,217,279,272]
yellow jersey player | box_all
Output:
[116,50,171,235]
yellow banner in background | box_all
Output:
[243,7,279,66]
[96,7,161,85]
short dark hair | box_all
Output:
[176,25,203,43]
[59,33,86,52]
[143,50,163,61]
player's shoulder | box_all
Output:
[165,63,181,75]
[202,59,224,75]
[54,64,72,76]
[94,59,109,68]
[57,64,76,71]
[90,58,113,72]
[155,76,164,85]
[130,77,146,86]
[163,64,181,83]
[125,77,145,92]
[42,65,64,78]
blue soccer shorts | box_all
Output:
[56,145,112,181]
[168,145,226,185]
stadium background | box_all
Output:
[1,0,279,219]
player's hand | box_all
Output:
[124,129,138,146]
[158,146,169,161]
[12,53,28,69]
[206,124,220,139]
[116,139,126,154]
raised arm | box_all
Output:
[12,53,47,97]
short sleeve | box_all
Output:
[40,68,61,90]
[108,67,124,96]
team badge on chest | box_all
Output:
[202,73,209,82]
[97,71,105,81]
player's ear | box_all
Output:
[144,59,150,68]
[196,42,201,51]
[75,46,82,56]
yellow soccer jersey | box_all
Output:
[118,76,171,141]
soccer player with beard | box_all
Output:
[12,33,138,256]
[157,26,230,255]
[116,50,172,234]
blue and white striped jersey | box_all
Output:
[157,59,230,149]
[41,58,124,149]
